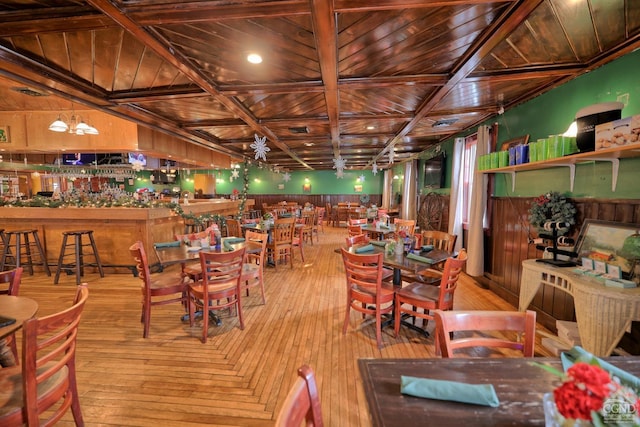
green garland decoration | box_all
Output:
[237,160,250,219]
[0,195,227,230]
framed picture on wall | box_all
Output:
[0,126,9,143]
[303,183,311,192]
[354,184,363,193]
[574,219,640,280]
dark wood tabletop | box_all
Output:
[154,241,247,268]
[358,357,640,427]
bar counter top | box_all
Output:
[0,199,254,274]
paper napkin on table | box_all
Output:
[154,241,180,248]
[400,376,500,407]
[561,346,640,390]
[406,252,435,264]
[370,240,386,247]
[355,244,375,253]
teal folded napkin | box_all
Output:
[225,237,246,244]
[279,213,292,218]
[355,244,375,253]
[378,224,390,229]
[401,376,500,407]
[561,346,640,390]
[223,240,234,251]
[421,245,434,252]
[406,252,435,264]
[154,241,180,248]
[370,240,386,247]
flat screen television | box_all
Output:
[62,153,101,165]
[423,154,445,188]
[128,152,147,167]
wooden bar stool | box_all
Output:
[0,229,51,276]
[54,230,104,284]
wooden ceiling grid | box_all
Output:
[0,0,638,170]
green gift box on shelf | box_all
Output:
[498,151,509,168]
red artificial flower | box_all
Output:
[553,363,612,420]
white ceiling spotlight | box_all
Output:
[247,53,262,64]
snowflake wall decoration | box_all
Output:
[388,147,395,164]
[231,168,240,181]
[359,174,366,182]
[282,172,291,182]
[333,155,347,171]
[335,169,345,179]
[372,162,378,176]
[251,134,270,161]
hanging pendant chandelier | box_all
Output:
[48,114,99,135]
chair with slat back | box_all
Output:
[187,248,246,343]
[275,365,324,427]
[226,218,242,238]
[420,230,457,252]
[130,241,188,338]
[0,267,23,365]
[341,248,395,349]
[241,232,268,305]
[314,207,325,236]
[393,219,416,236]
[394,250,467,339]
[433,309,537,358]
[267,217,296,269]
[301,210,315,245]
[345,234,369,248]
[0,284,89,427]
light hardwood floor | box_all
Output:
[13,224,552,426]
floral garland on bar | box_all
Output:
[0,195,227,230]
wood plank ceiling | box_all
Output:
[0,0,639,171]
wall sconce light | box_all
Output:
[304,177,310,182]
[254,178,261,183]
[393,175,399,180]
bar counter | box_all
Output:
[0,199,254,274]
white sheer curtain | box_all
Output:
[466,125,490,277]
[448,138,464,252]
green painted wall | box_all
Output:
[488,49,640,198]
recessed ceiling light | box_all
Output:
[366,125,375,130]
[247,53,262,64]
[304,142,314,147]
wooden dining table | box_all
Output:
[344,244,451,286]
[359,356,640,427]
[154,240,249,269]
[0,295,39,367]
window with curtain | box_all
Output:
[462,134,477,226]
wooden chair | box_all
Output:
[314,207,325,235]
[267,217,296,269]
[293,224,305,263]
[420,230,457,252]
[187,248,246,343]
[394,250,467,338]
[0,284,89,426]
[347,224,362,237]
[301,210,316,245]
[393,218,416,236]
[341,248,395,349]
[433,309,537,358]
[129,241,188,338]
[226,218,242,238]
[275,365,324,427]
[345,234,369,248]
[240,232,268,305]
[0,267,23,365]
